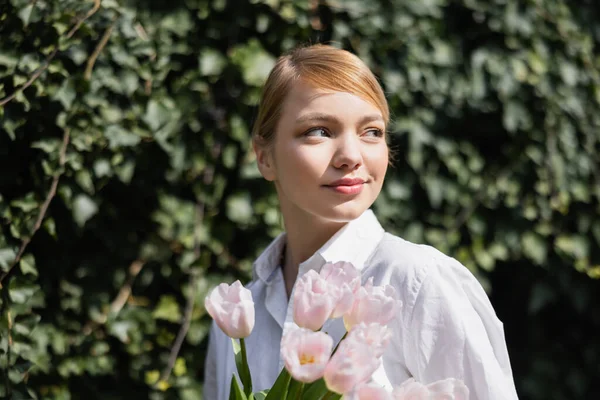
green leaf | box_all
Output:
[264,368,291,400]
[0,53,19,69]
[521,232,547,265]
[145,370,160,385]
[227,194,253,224]
[229,375,248,400]
[11,193,38,212]
[250,391,268,400]
[18,4,34,26]
[9,282,38,304]
[286,380,304,399]
[555,235,590,260]
[199,49,226,76]
[75,170,95,194]
[93,159,112,178]
[161,8,194,37]
[72,194,98,227]
[230,39,276,86]
[108,320,134,343]
[115,161,136,184]
[173,357,187,376]
[301,378,330,400]
[54,79,76,110]
[153,295,182,322]
[0,248,16,272]
[232,338,252,396]
[19,253,38,277]
[104,125,141,149]
[143,99,172,131]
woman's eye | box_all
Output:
[364,128,384,138]
[305,127,330,137]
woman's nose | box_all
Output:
[332,134,362,170]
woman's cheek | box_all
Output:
[296,147,331,173]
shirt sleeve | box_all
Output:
[403,258,519,400]
[203,322,219,400]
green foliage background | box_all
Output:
[1,0,599,398]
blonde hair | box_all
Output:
[252,44,389,148]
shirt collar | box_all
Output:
[252,231,287,283]
[253,209,385,283]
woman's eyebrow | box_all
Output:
[295,113,340,124]
[295,113,383,125]
[358,114,384,125]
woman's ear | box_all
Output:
[253,139,276,181]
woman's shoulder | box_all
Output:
[367,232,478,292]
[367,232,497,326]
[371,232,461,270]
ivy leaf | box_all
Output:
[521,232,548,265]
[0,248,16,272]
[199,49,226,76]
[54,79,77,110]
[143,99,172,131]
[152,295,182,322]
[230,39,276,86]
[104,125,141,148]
[19,253,38,277]
[72,194,98,227]
[17,4,34,26]
[227,194,253,224]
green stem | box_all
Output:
[331,331,348,355]
[295,382,305,400]
[322,392,334,400]
[240,338,252,395]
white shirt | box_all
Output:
[203,210,519,399]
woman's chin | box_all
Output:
[317,203,371,223]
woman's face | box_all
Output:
[256,80,389,224]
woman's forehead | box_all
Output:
[281,80,383,120]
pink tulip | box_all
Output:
[204,280,254,339]
[293,270,337,331]
[344,381,392,400]
[346,323,392,358]
[391,379,429,400]
[280,327,334,383]
[392,378,469,400]
[323,335,381,394]
[426,379,470,400]
[344,277,400,331]
[320,262,361,318]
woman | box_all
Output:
[203,44,519,399]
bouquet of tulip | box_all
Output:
[205,262,469,400]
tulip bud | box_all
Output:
[344,381,392,400]
[324,336,380,394]
[320,262,361,318]
[204,280,255,339]
[346,323,392,358]
[391,379,429,400]
[344,277,400,331]
[293,270,337,331]
[392,378,469,400]
[425,378,470,400]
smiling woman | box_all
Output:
[203,44,519,400]
[256,80,389,241]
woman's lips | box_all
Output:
[326,183,364,195]
[323,178,366,195]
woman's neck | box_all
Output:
[281,213,346,298]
